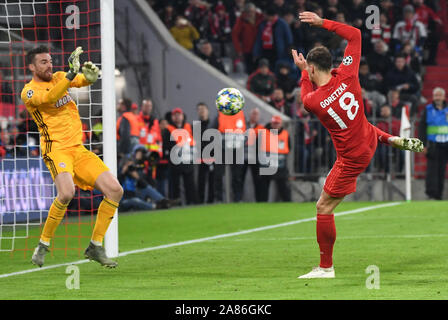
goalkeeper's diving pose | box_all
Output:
[21,46,123,268]
[291,12,424,279]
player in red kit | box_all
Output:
[292,12,424,278]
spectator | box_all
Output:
[205,2,232,57]
[163,108,198,204]
[359,61,386,112]
[252,5,293,71]
[384,54,420,116]
[272,0,290,17]
[259,115,291,202]
[228,0,247,27]
[243,107,264,202]
[170,16,200,51]
[246,58,276,102]
[371,13,392,45]
[231,2,263,74]
[283,11,305,58]
[196,102,215,203]
[366,40,393,78]
[392,5,427,55]
[118,146,174,212]
[270,87,290,116]
[348,0,366,29]
[116,98,140,157]
[157,117,170,197]
[401,42,422,75]
[292,91,316,173]
[197,39,227,74]
[376,104,403,173]
[413,0,442,65]
[387,89,408,119]
[158,1,177,29]
[324,0,347,21]
[300,5,333,54]
[276,62,298,103]
[137,98,162,156]
[184,0,210,34]
[419,87,448,200]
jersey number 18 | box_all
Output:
[327,91,359,129]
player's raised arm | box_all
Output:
[22,47,84,106]
[292,49,314,109]
[299,11,361,76]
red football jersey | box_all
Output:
[300,20,377,162]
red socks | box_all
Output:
[316,214,336,268]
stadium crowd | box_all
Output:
[1,0,447,207]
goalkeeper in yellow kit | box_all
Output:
[21,46,123,268]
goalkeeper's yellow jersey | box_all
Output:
[21,71,91,155]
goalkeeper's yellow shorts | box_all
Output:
[43,145,109,191]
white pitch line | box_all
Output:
[0,202,401,279]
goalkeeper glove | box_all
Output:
[66,46,83,80]
[82,61,100,83]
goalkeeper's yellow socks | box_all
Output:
[40,198,69,245]
[91,198,119,245]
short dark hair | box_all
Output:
[196,102,208,108]
[306,46,332,72]
[395,53,406,60]
[25,46,49,65]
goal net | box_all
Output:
[0,0,105,258]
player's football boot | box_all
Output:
[392,137,424,152]
[84,243,118,268]
[31,242,50,268]
[298,266,335,279]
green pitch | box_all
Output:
[0,201,448,300]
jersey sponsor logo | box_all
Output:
[320,83,348,108]
[342,56,353,66]
[27,89,34,98]
[55,94,73,108]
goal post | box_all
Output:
[100,0,118,258]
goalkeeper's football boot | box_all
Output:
[31,242,50,268]
[298,266,335,279]
[392,137,424,152]
[84,242,118,268]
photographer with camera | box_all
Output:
[118,145,177,211]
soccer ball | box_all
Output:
[215,88,245,115]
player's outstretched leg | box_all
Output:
[372,124,424,153]
[389,137,424,153]
[298,190,343,279]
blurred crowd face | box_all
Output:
[271,120,282,130]
[175,16,189,28]
[117,99,128,113]
[395,57,406,71]
[404,9,414,21]
[200,42,213,56]
[272,89,284,102]
[374,40,387,54]
[172,112,184,126]
[141,99,153,116]
[249,108,260,123]
[274,0,285,6]
[388,90,400,104]
[380,105,392,119]
[433,88,446,105]
[359,63,369,76]
[159,119,168,131]
[259,65,270,75]
[197,104,209,120]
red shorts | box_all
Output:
[323,158,371,198]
